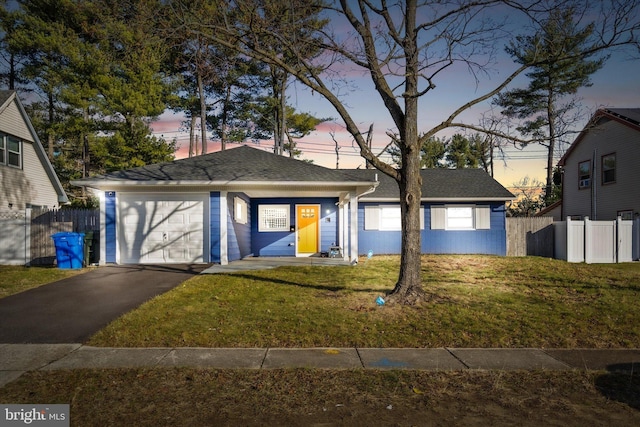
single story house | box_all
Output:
[73,145,513,265]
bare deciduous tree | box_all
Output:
[174,0,640,304]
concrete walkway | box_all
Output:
[201,256,351,274]
[2,344,639,387]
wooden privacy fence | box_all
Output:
[506,216,554,257]
[0,208,99,266]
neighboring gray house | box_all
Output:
[558,108,640,221]
[0,90,68,210]
[73,145,513,265]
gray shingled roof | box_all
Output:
[81,145,372,183]
[605,108,640,126]
[76,144,513,200]
[350,168,514,200]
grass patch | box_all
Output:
[88,255,640,348]
[0,266,87,299]
[0,369,638,426]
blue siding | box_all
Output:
[357,203,403,254]
[210,192,221,263]
[251,198,339,256]
[358,202,507,256]
[227,193,252,262]
[105,192,116,263]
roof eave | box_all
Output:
[359,197,514,202]
[71,179,377,190]
[9,92,69,204]
[559,108,640,166]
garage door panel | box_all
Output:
[168,214,186,224]
[119,195,205,264]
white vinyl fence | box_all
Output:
[554,217,633,263]
[0,210,30,265]
[0,208,99,266]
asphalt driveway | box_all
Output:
[0,264,208,344]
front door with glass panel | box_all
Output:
[297,205,319,254]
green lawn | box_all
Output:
[0,265,87,299]
[88,255,640,348]
[3,255,640,425]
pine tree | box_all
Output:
[494,8,605,202]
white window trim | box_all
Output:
[234,196,247,224]
[379,206,402,230]
[364,204,424,231]
[7,136,21,168]
[445,205,475,230]
[431,205,491,231]
[0,134,22,168]
[258,204,290,232]
[578,160,591,189]
[601,153,616,185]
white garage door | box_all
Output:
[118,194,206,264]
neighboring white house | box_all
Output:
[0,90,68,211]
[558,108,640,221]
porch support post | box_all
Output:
[99,190,106,265]
[349,196,358,264]
[220,191,228,265]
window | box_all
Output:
[364,205,424,230]
[379,206,402,230]
[258,204,289,232]
[618,210,634,220]
[602,153,616,184]
[431,205,490,230]
[0,134,22,168]
[234,197,247,224]
[446,206,474,229]
[578,160,591,189]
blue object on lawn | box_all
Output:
[51,232,85,269]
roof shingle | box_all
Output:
[88,145,369,183]
[77,144,513,200]
[350,168,514,200]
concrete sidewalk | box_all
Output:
[2,344,639,387]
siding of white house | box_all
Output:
[562,116,640,220]
[0,96,62,210]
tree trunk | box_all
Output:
[545,89,556,203]
[271,67,286,156]
[47,92,55,161]
[389,149,424,304]
[220,85,232,151]
[198,72,207,154]
[189,115,196,157]
[387,0,424,305]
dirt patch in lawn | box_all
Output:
[1,369,639,426]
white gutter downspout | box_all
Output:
[350,174,379,264]
[220,191,228,265]
[592,149,597,220]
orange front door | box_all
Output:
[297,205,319,254]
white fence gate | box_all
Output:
[0,210,30,265]
[554,217,633,263]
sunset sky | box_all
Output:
[151,5,640,190]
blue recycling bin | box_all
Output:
[51,232,85,269]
